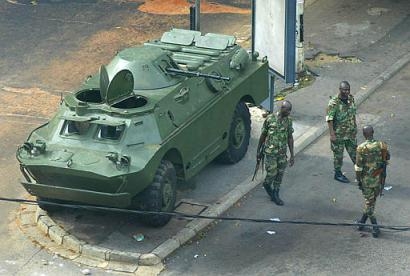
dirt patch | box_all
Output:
[34,14,188,91]
[0,86,60,118]
[139,0,250,15]
[20,1,250,91]
[305,53,362,67]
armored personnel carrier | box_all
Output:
[16,29,269,226]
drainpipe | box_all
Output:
[295,0,305,74]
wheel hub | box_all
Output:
[162,178,173,210]
[232,118,245,149]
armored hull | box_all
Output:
[17,29,269,226]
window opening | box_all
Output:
[97,124,125,140]
[61,120,91,136]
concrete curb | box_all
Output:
[31,51,410,270]
[355,52,410,106]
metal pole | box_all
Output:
[189,5,196,30]
[195,0,200,31]
[251,0,255,55]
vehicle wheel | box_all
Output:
[137,160,177,227]
[37,197,62,212]
[216,101,251,164]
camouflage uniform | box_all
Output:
[355,139,388,219]
[261,112,294,191]
[326,94,357,171]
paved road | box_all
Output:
[161,59,410,276]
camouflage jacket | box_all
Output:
[355,139,388,188]
[326,95,357,140]
[262,112,293,155]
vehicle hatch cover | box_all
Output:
[99,65,109,102]
[106,69,134,106]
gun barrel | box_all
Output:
[166,68,230,81]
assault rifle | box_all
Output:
[371,142,390,197]
[252,144,265,181]
[166,67,231,81]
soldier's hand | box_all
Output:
[289,156,295,167]
[330,132,336,142]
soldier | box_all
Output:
[326,80,357,183]
[257,100,295,206]
[355,125,389,238]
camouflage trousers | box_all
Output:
[331,138,357,171]
[263,153,288,190]
[361,186,380,219]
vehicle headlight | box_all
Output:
[20,140,46,156]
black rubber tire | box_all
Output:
[216,101,251,164]
[137,160,177,227]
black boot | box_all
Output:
[263,182,273,198]
[370,217,380,238]
[272,189,284,206]
[356,214,368,231]
[334,170,350,183]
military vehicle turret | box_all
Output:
[16,29,269,226]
